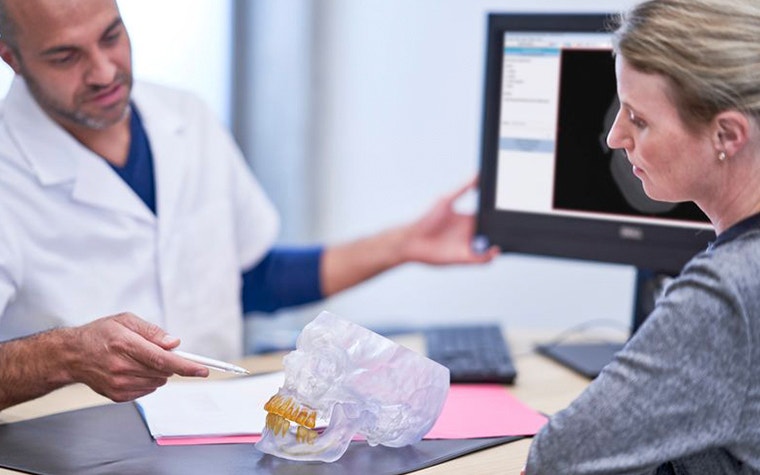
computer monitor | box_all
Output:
[475,13,715,378]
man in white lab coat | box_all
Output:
[0,0,498,410]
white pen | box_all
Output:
[172,349,250,375]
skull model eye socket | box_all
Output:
[285,346,347,402]
[308,347,345,379]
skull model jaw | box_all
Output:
[255,401,363,462]
[255,311,450,463]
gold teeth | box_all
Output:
[263,394,317,429]
[264,409,318,445]
[265,413,291,437]
[296,425,318,444]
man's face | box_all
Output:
[1,0,132,131]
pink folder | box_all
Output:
[155,384,547,446]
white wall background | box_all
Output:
[119,0,233,124]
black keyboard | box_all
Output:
[424,324,517,384]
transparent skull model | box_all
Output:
[255,311,450,462]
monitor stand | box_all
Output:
[536,341,623,379]
[536,268,672,379]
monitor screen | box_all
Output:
[475,13,714,276]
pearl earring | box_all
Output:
[718,151,727,161]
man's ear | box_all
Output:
[712,110,751,159]
[0,40,21,73]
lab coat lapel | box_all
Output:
[3,77,154,223]
[71,151,155,223]
[132,85,188,234]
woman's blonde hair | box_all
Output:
[613,0,760,129]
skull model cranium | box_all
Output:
[255,311,450,462]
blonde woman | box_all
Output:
[525,1,760,473]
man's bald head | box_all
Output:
[0,0,120,54]
[0,0,20,51]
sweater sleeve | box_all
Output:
[241,246,324,314]
[526,256,751,474]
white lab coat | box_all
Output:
[0,78,279,360]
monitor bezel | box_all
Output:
[475,12,715,275]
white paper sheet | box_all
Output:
[135,371,284,438]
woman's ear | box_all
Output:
[713,110,751,159]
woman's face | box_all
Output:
[606,56,716,204]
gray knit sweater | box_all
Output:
[526,214,760,474]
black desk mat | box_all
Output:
[0,403,521,475]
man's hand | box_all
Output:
[399,177,500,265]
[319,178,501,296]
[63,313,209,402]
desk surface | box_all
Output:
[0,330,597,474]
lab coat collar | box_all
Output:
[3,76,159,223]
[3,76,82,186]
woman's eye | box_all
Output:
[628,110,647,129]
[628,110,646,128]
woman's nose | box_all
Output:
[606,109,628,151]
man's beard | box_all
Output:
[22,70,133,130]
